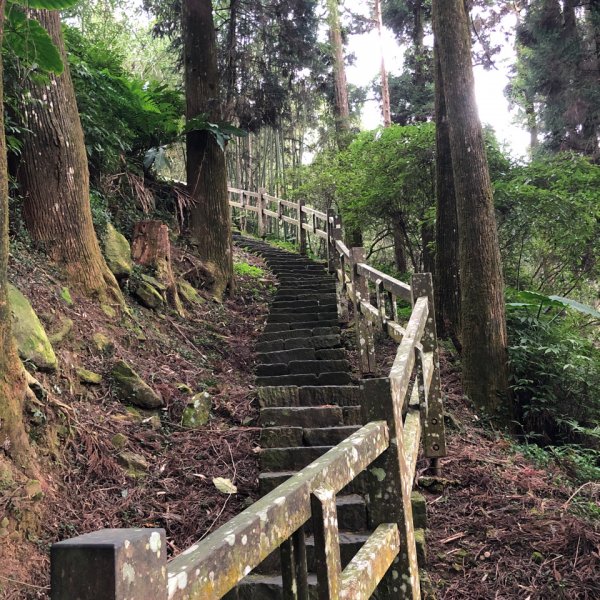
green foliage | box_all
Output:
[233,262,264,279]
[507,290,600,449]
[64,26,183,178]
[495,152,600,295]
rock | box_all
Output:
[111,433,128,450]
[8,284,57,371]
[49,317,73,345]
[176,383,193,394]
[77,368,102,384]
[143,415,162,430]
[111,360,163,409]
[60,287,73,305]
[177,280,204,305]
[92,332,113,353]
[181,391,212,428]
[24,479,43,500]
[117,451,149,477]
[141,273,166,292]
[104,223,132,278]
[133,280,164,310]
[101,304,117,318]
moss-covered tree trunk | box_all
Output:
[0,1,34,469]
[433,43,461,344]
[183,0,233,299]
[433,0,510,419]
[16,10,122,306]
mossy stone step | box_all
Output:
[256,334,341,352]
[256,371,352,387]
[275,293,337,302]
[259,427,304,448]
[267,311,337,324]
[303,425,361,446]
[258,470,368,497]
[256,385,362,408]
[257,348,316,364]
[260,406,343,428]
[287,360,350,375]
[259,445,332,471]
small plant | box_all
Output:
[233,262,264,278]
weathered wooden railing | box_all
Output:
[50,187,447,600]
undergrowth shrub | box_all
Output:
[507,293,600,450]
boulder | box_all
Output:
[8,284,57,371]
[92,332,113,353]
[181,391,212,428]
[133,280,164,310]
[117,451,149,477]
[111,360,163,409]
[104,223,132,278]
[77,368,102,384]
[177,280,204,305]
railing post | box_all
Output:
[411,273,447,473]
[350,247,376,375]
[51,528,167,600]
[297,199,307,255]
[326,209,338,274]
[258,188,267,239]
[362,379,420,600]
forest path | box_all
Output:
[231,235,374,598]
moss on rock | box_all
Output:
[181,391,212,428]
[8,284,57,372]
[133,280,164,310]
[111,360,163,409]
[104,223,132,278]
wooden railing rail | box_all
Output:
[50,184,447,600]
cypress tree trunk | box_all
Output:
[183,0,233,300]
[433,43,461,343]
[375,0,392,127]
[433,0,510,418]
[0,1,34,468]
[16,10,123,306]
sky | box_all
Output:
[345,8,531,159]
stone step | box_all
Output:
[256,386,362,408]
[257,334,341,353]
[256,360,350,377]
[283,320,340,331]
[257,348,316,364]
[267,311,337,324]
[258,326,340,343]
[303,425,361,446]
[299,386,363,407]
[314,348,346,360]
[260,406,344,428]
[275,293,337,302]
[256,372,352,387]
[259,445,331,471]
[287,360,350,374]
[270,300,337,312]
[342,405,363,425]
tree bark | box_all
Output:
[392,215,408,273]
[433,0,510,419]
[327,0,351,147]
[433,43,461,343]
[16,10,123,306]
[131,221,184,314]
[183,0,233,300]
[375,0,392,127]
[0,1,34,469]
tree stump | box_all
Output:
[131,220,184,315]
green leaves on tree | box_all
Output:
[184,115,248,152]
[4,5,63,73]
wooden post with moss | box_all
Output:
[258,188,267,238]
[297,198,307,255]
[350,247,375,374]
[412,273,446,470]
[51,529,167,599]
[361,378,420,599]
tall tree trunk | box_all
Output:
[183,0,233,299]
[16,10,122,306]
[392,216,408,273]
[374,0,392,127]
[0,1,34,469]
[327,0,351,147]
[433,0,510,419]
[433,43,461,343]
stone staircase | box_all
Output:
[233,235,373,599]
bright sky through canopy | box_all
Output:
[345,5,530,159]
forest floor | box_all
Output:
[1,238,598,600]
[425,351,600,599]
[0,239,275,599]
